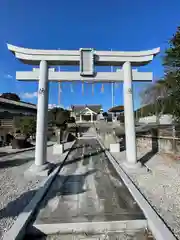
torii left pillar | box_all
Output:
[35,60,49,168]
[26,60,50,175]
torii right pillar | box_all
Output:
[123,62,137,167]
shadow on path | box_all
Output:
[46,169,96,197]
[65,144,90,153]
[0,157,34,169]
[63,149,104,167]
[138,151,157,165]
[138,130,159,165]
[0,138,100,238]
[0,168,96,221]
[0,170,97,239]
[0,152,10,157]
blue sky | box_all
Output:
[0,0,180,111]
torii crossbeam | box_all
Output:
[16,69,152,82]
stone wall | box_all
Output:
[95,122,180,154]
[97,128,180,154]
[136,135,180,154]
[138,114,173,124]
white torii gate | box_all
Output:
[7,44,160,174]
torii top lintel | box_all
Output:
[7,44,160,67]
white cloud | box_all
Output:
[21,92,38,99]
[48,104,64,109]
[4,74,13,79]
[66,106,72,110]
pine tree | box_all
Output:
[140,26,180,121]
[163,26,180,121]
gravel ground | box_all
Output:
[0,145,59,239]
[111,144,180,239]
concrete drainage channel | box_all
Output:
[3,138,176,240]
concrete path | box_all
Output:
[34,139,144,224]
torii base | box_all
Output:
[24,162,54,178]
[122,161,142,170]
[53,144,64,155]
[110,143,121,153]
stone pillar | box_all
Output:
[112,112,114,122]
[91,113,93,122]
[123,61,137,166]
[35,60,49,166]
[114,113,117,122]
[80,114,82,122]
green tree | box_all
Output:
[163,26,180,70]
[140,80,167,105]
[48,107,70,126]
[1,92,20,101]
[140,26,180,121]
[15,117,36,135]
[48,107,70,143]
[163,26,180,121]
[140,80,168,122]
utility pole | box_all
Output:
[111,49,115,122]
[111,49,115,108]
[58,48,61,106]
[111,66,115,107]
[58,67,61,106]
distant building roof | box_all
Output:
[108,105,124,113]
[71,104,102,114]
[0,97,37,116]
[0,97,36,109]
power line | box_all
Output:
[111,49,115,107]
[57,48,61,106]
[58,66,61,106]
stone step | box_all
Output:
[25,229,153,240]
